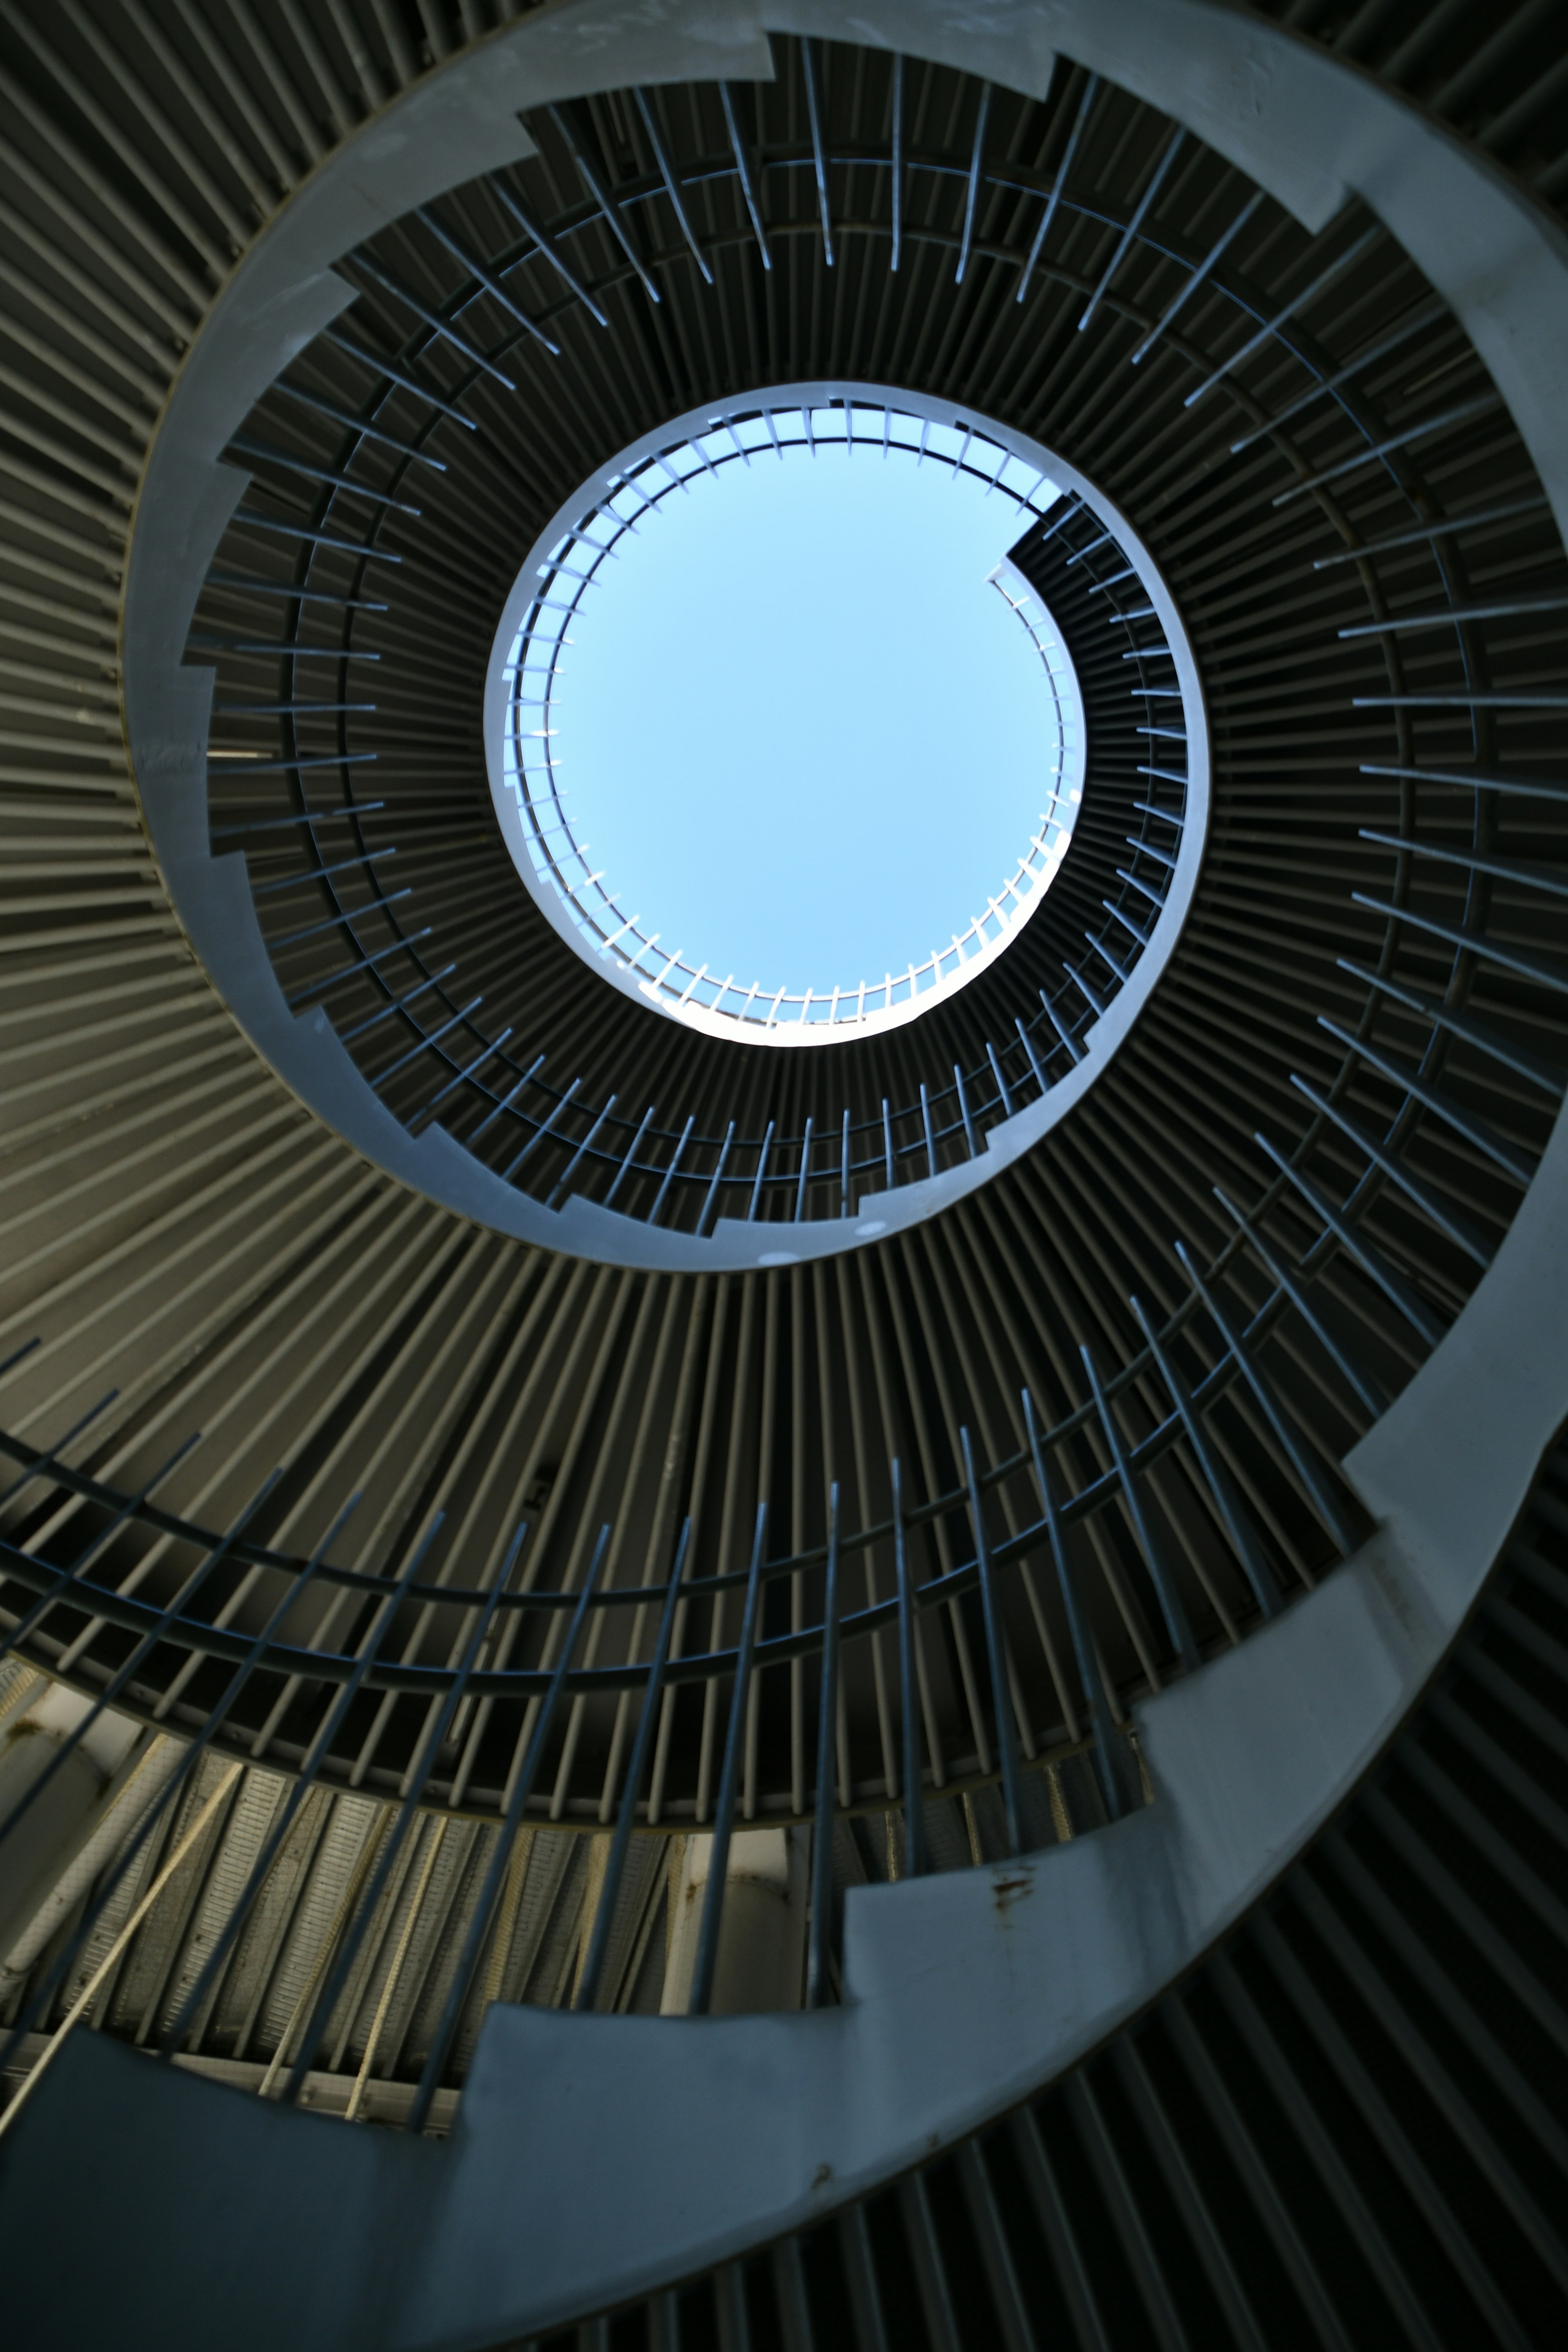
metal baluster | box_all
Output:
[892,1460,927,1877]
[806,1486,843,2006]
[1020,1394,1124,1824]
[406,1525,612,2131]
[575,1521,692,2011]
[960,1430,1025,1855]
[689,1505,770,2016]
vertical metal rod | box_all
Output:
[1017,71,1099,303]
[841,1108,851,1217]
[696,1121,736,1237]
[882,1098,895,1189]
[1021,1394,1123,1822]
[633,87,713,283]
[806,1485,843,2006]
[501,1076,580,1179]
[547,1091,617,1208]
[689,1504,769,2015]
[892,1460,927,1878]
[406,1525,612,2132]
[801,37,833,266]
[1131,187,1264,365]
[1,1431,203,1668]
[719,82,771,271]
[960,1430,1024,1855]
[486,174,612,323]
[955,1065,978,1156]
[920,1084,938,1179]
[1016,1016,1048,1093]
[1129,1295,1280,1621]
[747,1120,775,1221]
[647,1114,695,1226]
[575,1521,692,2010]
[0,1470,283,1850]
[1078,127,1184,333]
[794,1114,814,1222]
[0,1387,116,1516]
[986,1040,1014,1119]
[0,1498,361,2086]
[546,104,662,302]
[890,54,904,272]
[470,1052,546,1139]
[955,82,992,283]
[160,1514,445,2060]
[281,1529,528,2100]
[1174,1241,1362,1555]
[1039,986,1083,1062]
[1081,1345,1200,1673]
[602,1104,655,1206]
[1212,1186,1384,1419]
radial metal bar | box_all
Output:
[602,1104,655,1207]
[281,1531,527,2099]
[469,1052,546,1139]
[633,88,713,283]
[647,1114,695,1225]
[719,83,771,270]
[416,207,567,350]
[1337,957,1568,1096]
[406,1525,611,2132]
[1017,72,1098,304]
[891,1460,927,1875]
[688,1505,769,2015]
[575,1522,692,2011]
[501,1076,581,1181]
[1183,223,1382,409]
[807,1486,844,2005]
[1252,1136,1447,1354]
[794,1115,815,1221]
[1212,1186,1387,1420]
[548,1091,617,1207]
[955,82,992,285]
[696,1122,737,1237]
[160,1515,446,2061]
[1081,1347,1200,1673]
[1,1432,201,1668]
[1316,1011,1535,1186]
[890,54,904,272]
[1274,390,1500,506]
[345,250,521,386]
[1312,494,1548,567]
[325,327,477,427]
[960,1429,1024,1854]
[0,1471,283,1851]
[747,1121,775,1220]
[801,38,834,266]
[0,1501,359,2085]
[920,1084,938,1178]
[1079,127,1184,334]
[1131,187,1264,365]
[546,104,661,303]
[1176,1235,1364,1552]
[1129,1297,1281,1623]
[417,1026,515,1124]
[486,174,611,324]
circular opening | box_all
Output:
[492,394,1085,1042]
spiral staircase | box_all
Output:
[0,3,1567,2346]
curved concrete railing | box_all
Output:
[7,4,1568,2349]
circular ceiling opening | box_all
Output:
[488,389,1085,1044]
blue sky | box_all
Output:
[556,445,1060,998]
